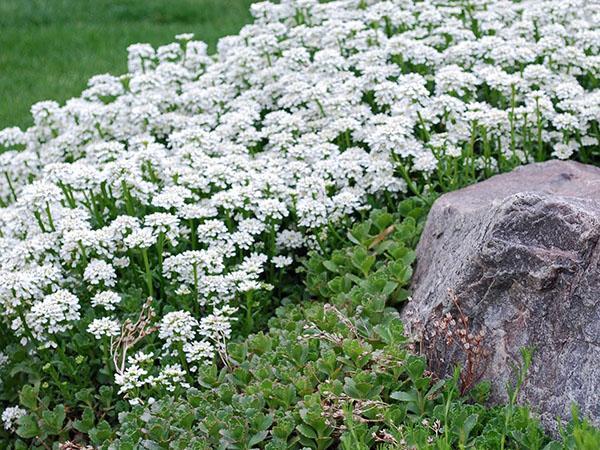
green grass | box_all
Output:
[0,0,255,130]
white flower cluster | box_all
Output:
[114,351,190,401]
[112,305,236,398]
[91,291,122,311]
[158,311,199,348]
[87,317,121,340]
[1,406,26,432]
[0,0,597,397]
[24,290,80,347]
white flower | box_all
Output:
[152,363,189,392]
[199,307,235,342]
[175,33,194,41]
[2,406,26,432]
[124,228,155,249]
[152,186,192,210]
[87,317,121,339]
[113,257,130,268]
[196,220,228,243]
[297,198,329,228]
[412,151,438,173]
[127,351,155,366]
[115,364,149,395]
[26,290,80,345]
[435,65,479,96]
[144,213,182,243]
[84,259,117,288]
[183,340,214,368]
[158,311,198,347]
[0,127,26,148]
[127,43,155,73]
[90,291,122,311]
[552,142,577,160]
[276,230,305,250]
[272,255,293,268]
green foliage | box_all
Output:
[99,204,599,449]
[0,307,129,448]
[1,380,122,449]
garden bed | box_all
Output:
[0,0,598,448]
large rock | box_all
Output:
[402,160,600,431]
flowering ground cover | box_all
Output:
[0,0,598,448]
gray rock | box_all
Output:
[402,160,600,431]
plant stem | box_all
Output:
[141,248,154,298]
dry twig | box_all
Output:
[110,297,157,375]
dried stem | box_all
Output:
[110,298,157,375]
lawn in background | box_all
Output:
[0,0,255,130]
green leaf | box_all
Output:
[327,276,345,294]
[248,332,272,355]
[390,391,417,402]
[255,414,274,431]
[41,404,66,435]
[89,420,113,445]
[394,288,411,302]
[98,385,114,408]
[75,388,95,406]
[462,414,478,440]
[13,439,28,450]
[74,408,95,433]
[351,247,375,276]
[347,230,361,245]
[272,417,295,440]
[322,260,339,273]
[348,222,372,245]
[296,423,317,439]
[541,443,563,450]
[16,414,39,439]
[343,378,362,399]
[115,438,136,450]
[371,210,395,231]
[381,281,399,297]
[148,423,168,441]
[407,357,426,381]
[19,385,38,410]
[9,362,39,378]
[345,273,363,285]
[374,321,406,345]
[426,380,446,399]
[401,250,416,266]
[389,261,412,284]
[249,431,269,446]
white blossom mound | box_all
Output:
[0,0,598,398]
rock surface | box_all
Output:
[402,160,600,431]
